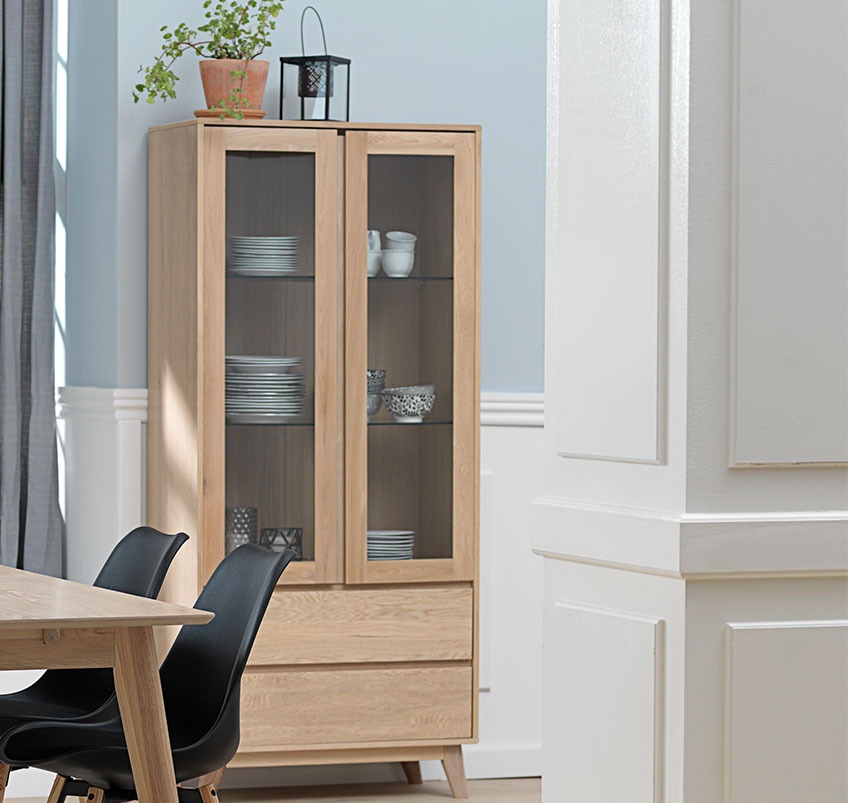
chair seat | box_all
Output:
[2,701,240,790]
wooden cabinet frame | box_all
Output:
[148,120,480,797]
[344,131,479,585]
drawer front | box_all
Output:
[240,666,473,749]
[250,586,473,665]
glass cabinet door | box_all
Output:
[345,131,478,584]
[203,127,342,585]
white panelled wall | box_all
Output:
[0,393,544,799]
[538,1,848,802]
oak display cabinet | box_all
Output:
[147,119,480,797]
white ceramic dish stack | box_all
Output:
[367,529,415,560]
[383,231,416,278]
[225,355,306,423]
[228,235,299,276]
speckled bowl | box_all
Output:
[381,385,436,423]
[367,393,382,418]
[367,369,386,394]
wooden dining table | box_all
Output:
[0,565,213,803]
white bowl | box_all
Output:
[367,250,382,277]
[384,231,417,251]
[381,250,414,277]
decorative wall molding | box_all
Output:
[547,0,671,465]
[57,386,148,422]
[724,620,848,801]
[532,496,848,577]
[59,389,539,428]
[728,0,848,467]
[480,393,544,428]
[549,602,665,801]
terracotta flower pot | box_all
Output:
[199,58,270,113]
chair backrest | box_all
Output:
[93,526,189,597]
[27,527,189,713]
[158,544,294,767]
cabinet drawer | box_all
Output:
[240,666,472,749]
[250,586,473,665]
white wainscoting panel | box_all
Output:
[548,0,669,464]
[725,621,848,802]
[731,0,848,465]
[546,602,665,802]
[58,387,148,583]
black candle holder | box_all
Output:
[280,7,350,121]
[260,527,303,560]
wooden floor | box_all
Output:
[11,777,540,803]
[227,779,539,802]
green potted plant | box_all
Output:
[133,0,284,119]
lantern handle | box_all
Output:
[301,6,329,57]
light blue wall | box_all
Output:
[66,0,545,391]
[66,0,119,386]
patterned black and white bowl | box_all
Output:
[367,393,382,418]
[367,369,386,394]
[381,385,436,423]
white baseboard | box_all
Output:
[461,743,543,778]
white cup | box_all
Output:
[367,230,381,251]
[367,250,383,277]
[384,231,417,251]
[382,249,414,277]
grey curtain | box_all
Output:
[0,0,63,575]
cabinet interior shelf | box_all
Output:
[226,421,315,427]
[226,274,315,282]
[224,276,453,283]
[368,276,453,283]
[368,419,453,426]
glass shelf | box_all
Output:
[226,274,315,282]
[368,276,453,283]
[367,419,453,426]
[226,421,315,427]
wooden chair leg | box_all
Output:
[194,768,225,789]
[85,788,104,803]
[198,783,220,802]
[46,775,67,803]
[0,763,9,803]
[401,761,423,785]
[442,745,468,799]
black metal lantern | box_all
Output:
[280,7,350,122]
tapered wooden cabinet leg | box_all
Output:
[85,789,104,803]
[401,761,423,785]
[198,784,219,802]
[0,763,9,803]
[441,745,468,799]
[45,775,67,803]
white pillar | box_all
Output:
[535,1,848,801]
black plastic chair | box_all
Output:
[0,526,188,803]
[0,544,295,803]
[0,526,189,732]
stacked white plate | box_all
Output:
[367,530,415,561]
[225,355,306,423]
[228,236,299,276]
